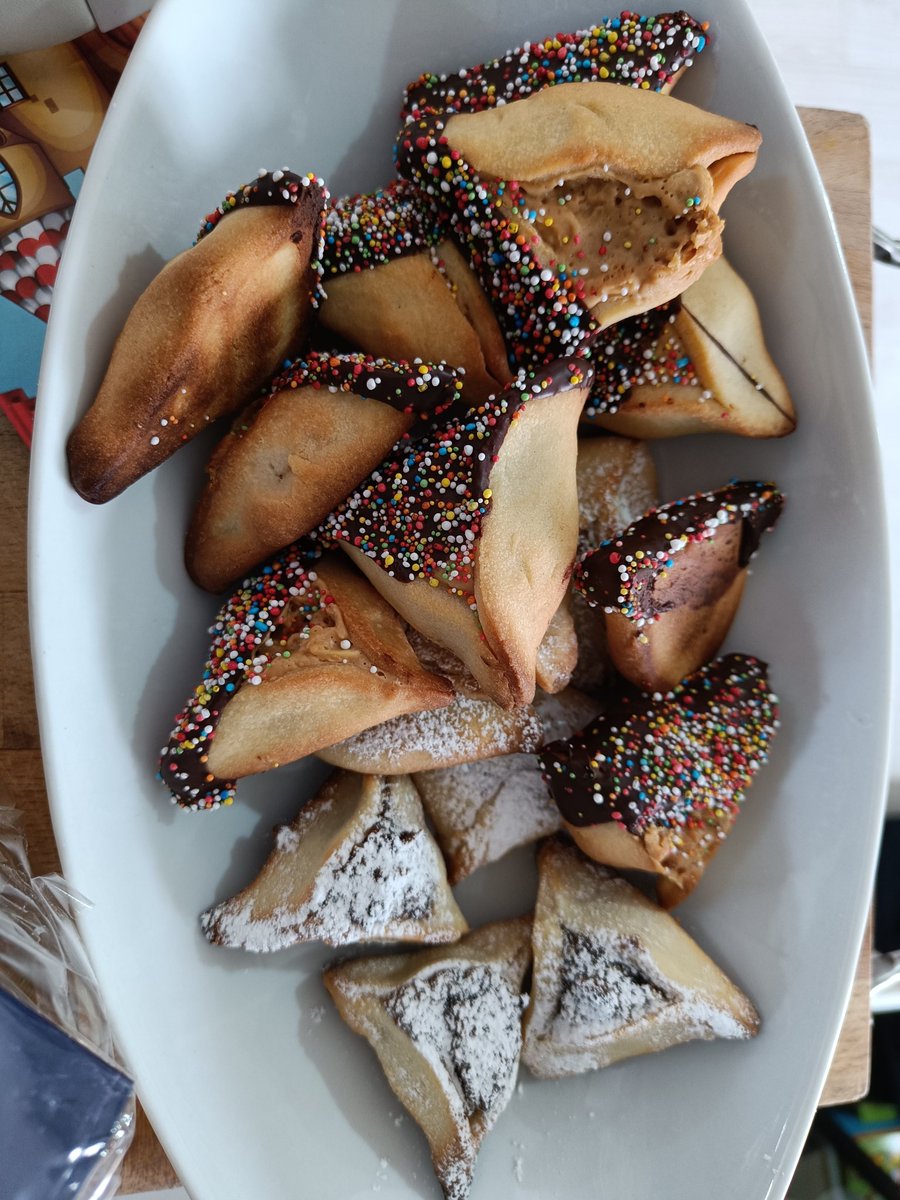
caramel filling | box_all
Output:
[264,600,382,679]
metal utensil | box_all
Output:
[874,226,900,267]
[871,948,900,1014]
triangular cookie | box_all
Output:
[397,83,761,367]
[324,918,532,1200]
[158,551,453,810]
[413,687,601,883]
[575,480,783,692]
[201,772,466,950]
[320,361,593,707]
[539,655,780,906]
[317,692,544,774]
[522,839,759,1077]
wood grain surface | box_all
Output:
[0,107,874,1192]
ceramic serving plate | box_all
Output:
[30,0,887,1197]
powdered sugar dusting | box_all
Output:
[416,753,558,881]
[329,694,543,768]
[387,962,525,1124]
[552,927,672,1038]
[202,783,462,949]
[274,823,302,853]
[576,440,657,557]
[304,809,436,940]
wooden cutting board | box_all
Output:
[0,107,873,1192]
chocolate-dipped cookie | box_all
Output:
[575,480,783,692]
[319,358,594,709]
[68,170,327,503]
[185,351,464,593]
[396,83,761,373]
[539,654,780,905]
[158,550,453,811]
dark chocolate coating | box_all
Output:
[576,481,784,621]
[539,653,779,831]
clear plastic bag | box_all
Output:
[0,807,135,1200]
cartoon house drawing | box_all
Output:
[1,24,144,233]
[0,21,144,440]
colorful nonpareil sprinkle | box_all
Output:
[575,481,784,624]
[401,12,710,121]
[539,654,779,833]
[322,180,447,275]
[319,359,593,599]
[581,301,701,417]
[264,351,465,419]
[158,545,324,811]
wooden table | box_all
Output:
[0,107,874,1191]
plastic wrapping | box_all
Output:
[0,807,135,1200]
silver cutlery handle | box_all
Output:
[874,226,900,267]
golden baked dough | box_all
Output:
[158,552,453,810]
[569,436,659,695]
[185,354,464,593]
[411,687,601,883]
[201,772,467,949]
[322,243,511,403]
[318,679,598,777]
[67,171,327,503]
[324,917,532,1200]
[317,693,544,775]
[534,594,578,694]
[521,840,759,1077]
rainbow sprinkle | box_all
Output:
[540,654,779,833]
[158,544,324,811]
[265,350,465,419]
[319,359,593,600]
[581,301,702,417]
[323,180,447,275]
[401,12,710,122]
